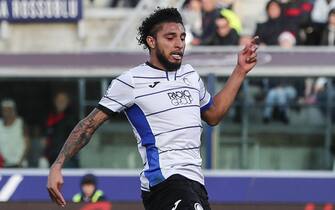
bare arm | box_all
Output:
[47,108,109,207]
[202,37,259,125]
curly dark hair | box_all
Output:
[137,7,184,49]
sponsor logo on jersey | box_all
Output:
[167,90,193,106]
[149,81,160,88]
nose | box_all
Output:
[175,38,184,49]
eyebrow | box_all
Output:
[164,32,186,37]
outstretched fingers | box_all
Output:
[246,52,257,63]
[243,36,259,55]
[47,185,66,207]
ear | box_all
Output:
[146,36,156,49]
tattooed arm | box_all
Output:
[47,108,109,207]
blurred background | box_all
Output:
[0,0,335,209]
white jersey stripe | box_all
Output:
[159,146,200,154]
[154,125,202,137]
[115,78,135,88]
[176,70,195,78]
[145,104,199,117]
[102,96,129,109]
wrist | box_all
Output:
[234,65,248,77]
[51,162,63,170]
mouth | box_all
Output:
[171,52,183,61]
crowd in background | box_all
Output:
[182,0,334,124]
[1,0,335,168]
[182,0,335,47]
[0,92,78,168]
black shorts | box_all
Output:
[142,174,211,210]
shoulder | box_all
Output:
[15,118,23,126]
[178,64,202,84]
[127,63,149,76]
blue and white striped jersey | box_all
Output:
[98,62,213,191]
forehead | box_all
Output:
[157,22,185,35]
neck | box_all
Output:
[149,54,165,71]
[4,117,15,126]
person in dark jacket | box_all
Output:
[73,174,106,203]
[201,14,239,45]
[254,0,297,45]
[191,0,221,45]
[45,91,78,168]
[321,8,335,45]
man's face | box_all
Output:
[1,106,16,120]
[54,93,69,113]
[82,183,95,198]
[215,18,230,37]
[268,1,281,19]
[153,22,186,71]
[329,13,335,27]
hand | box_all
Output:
[47,166,66,207]
[237,36,259,74]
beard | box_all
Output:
[156,47,182,71]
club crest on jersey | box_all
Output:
[167,89,193,106]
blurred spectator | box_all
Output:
[73,174,106,203]
[220,8,242,34]
[254,0,297,45]
[27,125,46,168]
[44,91,79,168]
[263,81,297,124]
[201,12,240,45]
[182,0,203,44]
[191,0,221,45]
[311,0,335,24]
[281,0,313,44]
[321,8,335,45]
[263,32,298,124]
[0,99,29,167]
[278,31,297,48]
[310,0,335,45]
[300,77,327,105]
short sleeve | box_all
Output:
[98,71,135,113]
[199,76,213,113]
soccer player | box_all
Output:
[47,8,258,210]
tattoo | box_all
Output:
[53,108,108,167]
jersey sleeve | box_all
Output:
[98,71,135,114]
[199,76,213,113]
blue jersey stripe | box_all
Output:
[200,90,207,101]
[154,125,203,137]
[135,86,199,99]
[146,105,200,117]
[201,97,213,113]
[125,104,165,187]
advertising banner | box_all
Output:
[0,0,82,22]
